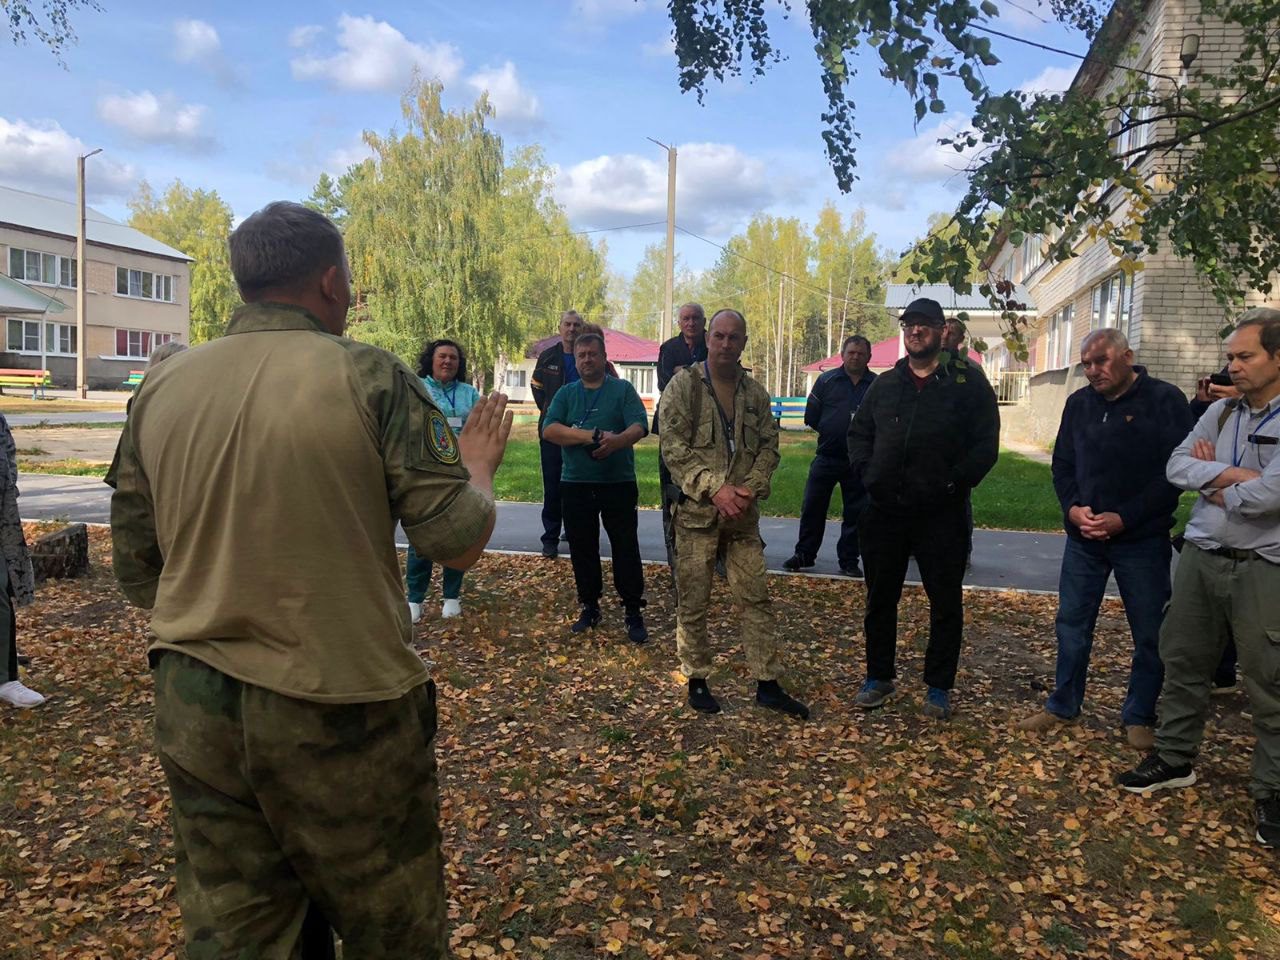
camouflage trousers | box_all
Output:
[674,521,781,681]
[152,652,445,959]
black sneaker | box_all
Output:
[1257,795,1280,848]
[838,563,864,578]
[688,679,721,714]
[625,613,648,644]
[756,679,809,720]
[1115,753,1197,794]
[540,542,558,559]
[570,605,600,633]
[782,553,813,572]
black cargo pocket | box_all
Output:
[416,679,438,747]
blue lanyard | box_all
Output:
[1232,404,1280,467]
[578,381,605,425]
[441,381,458,415]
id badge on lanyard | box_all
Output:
[447,417,463,430]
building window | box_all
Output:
[45,322,77,355]
[116,267,176,303]
[7,318,41,353]
[504,369,527,389]
[623,366,655,395]
[1046,304,1074,369]
[114,329,174,358]
[8,247,76,288]
[6,319,78,355]
[1091,272,1132,334]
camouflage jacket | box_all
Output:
[0,414,35,606]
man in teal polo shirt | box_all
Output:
[543,331,650,642]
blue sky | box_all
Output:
[1,0,1083,276]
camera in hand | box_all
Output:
[1208,372,1233,387]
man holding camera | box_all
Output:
[848,298,999,720]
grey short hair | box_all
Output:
[146,342,188,370]
[229,201,345,297]
[560,310,582,323]
[1081,328,1130,354]
[679,302,705,319]
[709,308,747,334]
[1235,307,1280,355]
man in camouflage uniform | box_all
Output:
[660,309,809,719]
[0,412,40,709]
[109,201,510,959]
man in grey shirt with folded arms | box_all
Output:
[1115,307,1280,850]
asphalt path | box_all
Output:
[5,411,127,426]
[16,472,1111,594]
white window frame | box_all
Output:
[115,266,177,303]
[6,317,41,354]
[8,246,77,288]
[110,328,175,360]
[1091,273,1129,332]
[1046,304,1074,370]
[623,366,656,396]
[504,369,527,389]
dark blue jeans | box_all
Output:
[539,437,562,547]
[794,454,864,567]
[1046,535,1171,727]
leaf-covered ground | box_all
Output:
[2,528,1277,959]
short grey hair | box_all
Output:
[1081,328,1130,354]
[560,310,582,323]
[709,308,747,334]
[679,302,705,319]
[229,201,345,298]
[147,342,188,370]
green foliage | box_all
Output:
[664,0,1280,338]
[127,180,239,344]
[332,78,607,385]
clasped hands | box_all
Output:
[712,483,755,520]
[1068,505,1124,541]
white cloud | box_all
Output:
[1019,64,1078,96]
[287,24,323,49]
[882,113,983,186]
[96,90,213,148]
[466,62,541,129]
[0,116,137,201]
[641,34,674,58]
[555,142,801,235]
[171,19,245,88]
[173,19,220,63]
[265,135,374,187]
[290,15,462,92]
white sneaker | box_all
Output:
[0,680,46,709]
[408,601,423,622]
[441,599,462,619]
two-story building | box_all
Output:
[497,328,663,407]
[0,184,192,389]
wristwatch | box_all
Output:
[592,427,603,444]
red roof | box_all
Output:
[526,329,661,363]
[802,335,982,373]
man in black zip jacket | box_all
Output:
[847,297,999,720]
[1017,328,1191,748]
[532,310,584,558]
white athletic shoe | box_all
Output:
[0,680,46,709]
[441,599,462,619]
[408,601,423,622]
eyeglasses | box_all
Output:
[900,320,942,331]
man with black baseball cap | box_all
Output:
[847,296,1000,720]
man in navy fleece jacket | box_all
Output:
[1017,328,1192,748]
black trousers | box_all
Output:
[658,453,678,568]
[860,503,968,690]
[539,438,563,546]
[561,481,645,614]
[794,454,865,567]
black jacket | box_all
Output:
[806,367,875,459]
[531,342,572,427]
[654,334,707,434]
[847,354,1000,514]
[1052,366,1191,542]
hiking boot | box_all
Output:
[854,679,895,710]
[570,605,601,633]
[839,562,864,578]
[540,542,558,559]
[1115,753,1197,794]
[1016,709,1074,733]
[688,679,721,714]
[441,599,462,619]
[756,679,809,720]
[1256,795,1280,848]
[782,553,813,572]
[16,652,30,667]
[0,680,45,709]
[922,686,953,721]
[625,613,648,644]
[1126,724,1156,750]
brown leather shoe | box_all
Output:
[1126,725,1156,750]
[1016,709,1074,733]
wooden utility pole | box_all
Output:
[775,278,784,395]
[827,276,833,358]
[647,138,677,337]
[76,148,102,400]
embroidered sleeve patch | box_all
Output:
[427,408,461,465]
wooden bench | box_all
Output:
[770,396,807,429]
[0,368,52,399]
[122,370,145,389]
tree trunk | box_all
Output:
[31,523,90,582]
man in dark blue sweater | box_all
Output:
[1017,328,1192,748]
[783,335,875,576]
